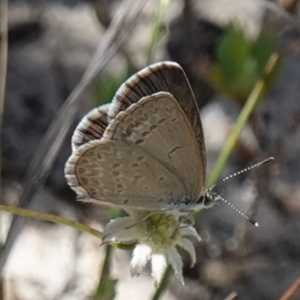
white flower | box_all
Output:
[102,211,201,286]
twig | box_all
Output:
[279,276,300,300]
[224,291,238,300]
[0,0,8,191]
[92,0,140,72]
[0,0,8,298]
[0,0,8,124]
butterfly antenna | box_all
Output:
[215,194,259,227]
[207,157,274,227]
[210,157,274,190]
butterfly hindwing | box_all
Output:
[65,140,186,210]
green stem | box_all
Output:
[0,204,102,238]
[146,0,169,65]
[206,53,279,187]
[93,245,116,300]
[206,80,265,186]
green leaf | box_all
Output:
[252,30,276,76]
[94,74,125,106]
[94,65,134,105]
[216,24,251,81]
[209,24,280,102]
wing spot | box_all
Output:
[79,177,88,185]
[149,125,157,131]
[144,186,149,191]
[85,152,93,159]
[168,146,182,157]
[117,184,123,188]
[171,117,177,123]
[124,128,132,137]
[167,106,175,112]
[137,155,144,161]
[80,158,89,164]
[124,199,130,204]
[89,187,97,194]
[135,139,144,145]
[150,108,158,114]
[158,118,166,124]
[112,170,120,176]
[141,131,150,137]
[96,153,102,159]
[78,167,86,173]
[131,163,139,168]
[159,176,164,181]
[132,174,143,184]
[113,163,121,168]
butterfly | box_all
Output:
[64,61,264,220]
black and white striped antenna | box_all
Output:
[210,157,274,190]
[208,157,274,227]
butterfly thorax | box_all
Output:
[166,188,217,215]
[198,188,218,208]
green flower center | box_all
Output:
[134,212,180,251]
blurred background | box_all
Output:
[1,0,300,299]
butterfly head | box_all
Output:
[197,187,218,209]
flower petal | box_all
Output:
[151,253,167,287]
[177,237,196,267]
[166,247,184,285]
[179,226,201,242]
[130,244,152,277]
[102,217,138,244]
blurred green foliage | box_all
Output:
[94,68,131,105]
[146,0,169,64]
[209,23,280,102]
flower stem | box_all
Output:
[93,245,117,300]
[146,0,170,65]
[0,204,102,238]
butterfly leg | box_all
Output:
[178,211,195,227]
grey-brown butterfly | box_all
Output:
[64,61,270,221]
[65,61,209,212]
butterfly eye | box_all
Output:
[201,194,214,207]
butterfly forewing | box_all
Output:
[109,62,206,174]
[104,92,204,199]
[70,62,205,174]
